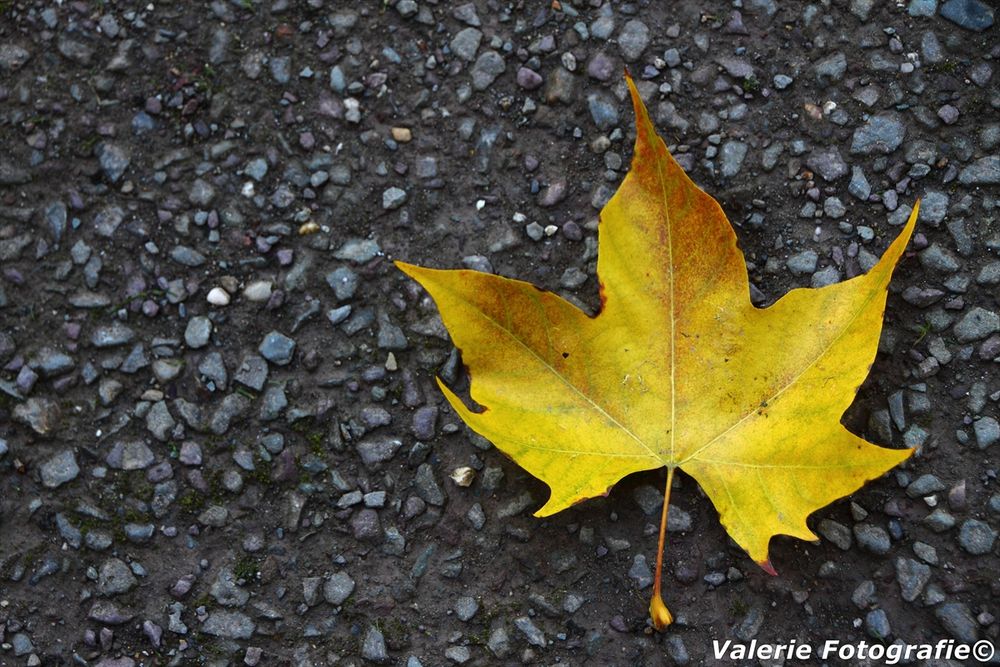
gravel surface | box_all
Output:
[1,0,999,665]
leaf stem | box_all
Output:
[649,466,676,630]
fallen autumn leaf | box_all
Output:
[397,74,918,628]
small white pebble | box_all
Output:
[243,280,273,302]
[476,199,486,210]
[544,224,558,237]
[207,287,230,306]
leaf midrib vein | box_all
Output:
[651,123,678,464]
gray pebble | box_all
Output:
[851,580,877,609]
[412,405,438,440]
[351,508,381,540]
[96,143,130,183]
[733,606,764,640]
[467,503,486,530]
[786,250,818,275]
[908,0,937,16]
[452,2,481,26]
[198,352,227,390]
[591,16,615,40]
[848,166,872,200]
[244,158,268,181]
[357,437,402,468]
[184,316,213,349]
[91,323,136,348]
[146,401,175,441]
[382,187,408,210]
[188,179,215,207]
[444,646,470,664]
[415,463,445,506]
[40,450,79,488]
[618,20,650,62]
[514,616,546,647]
[587,92,618,130]
[957,518,997,554]
[817,519,852,550]
[124,523,154,543]
[326,267,358,301]
[865,609,891,639]
[560,267,588,289]
[258,331,296,365]
[906,474,945,498]
[487,626,511,658]
[974,417,1000,448]
[0,44,31,71]
[940,0,994,31]
[259,385,288,421]
[171,245,206,267]
[954,307,1000,342]
[959,155,1000,185]
[811,266,841,288]
[270,56,291,84]
[563,594,585,614]
[813,52,847,84]
[628,554,653,589]
[920,191,949,225]
[14,398,61,435]
[362,626,390,663]
[202,610,255,640]
[454,596,479,621]
[853,523,891,555]
[895,557,931,601]
[471,51,505,90]
[11,633,33,656]
[914,541,939,565]
[179,441,202,465]
[334,238,381,264]
[88,600,133,625]
[98,558,138,596]
[327,305,352,325]
[805,147,848,181]
[851,113,906,155]
[198,505,229,527]
[633,485,663,515]
[918,244,960,273]
[324,571,355,605]
[234,354,269,391]
[719,141,748,179]
[935,602,979,642]
[450,28,482,62]
[377,311,408,350]
[924,508,956,532]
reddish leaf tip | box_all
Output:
[758,559,778,576]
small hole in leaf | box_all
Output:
[562,352,569,358]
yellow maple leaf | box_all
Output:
[396,75,917,628]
